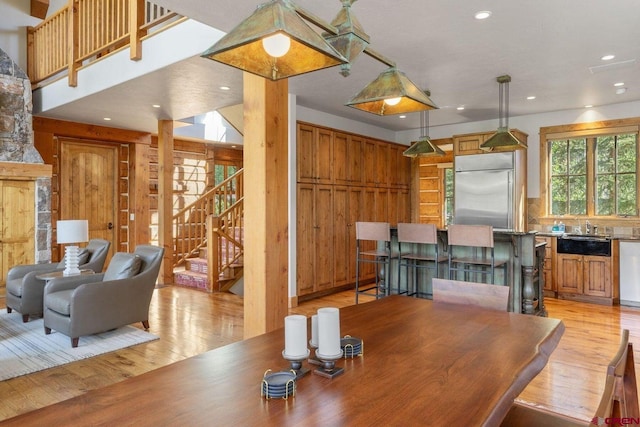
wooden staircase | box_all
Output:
[172,169,244,292]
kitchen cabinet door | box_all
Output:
[334,132,363,185]
[296,124,333,184]
[296,184,334,296]
[333,186,350,287]
[556,254,583,294]
[583,256,612,298]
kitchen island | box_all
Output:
[387,228,546,316]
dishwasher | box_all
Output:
[620,241,640,307]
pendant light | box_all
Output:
[403,91,444,157]
[346,68,438,116]
[200,0,348,80]
[480,75,527,151]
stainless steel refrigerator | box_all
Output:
[453,151,526,231]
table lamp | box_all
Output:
[57,219,89,276]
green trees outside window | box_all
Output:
[549,133,638,217]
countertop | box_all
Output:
[534,231,640,241]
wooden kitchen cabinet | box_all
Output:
[556,253,617,304]
[334,132,363,185]
[296,184,334,296]
[297,124,333,184]
[453,129,528,156]
[536,236,556,296]
[296,122,410,298]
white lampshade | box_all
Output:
[57,220,89,244]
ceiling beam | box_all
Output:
[30,0,49,19]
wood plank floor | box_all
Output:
[1,286,638,423]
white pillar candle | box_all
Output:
[284,315,308,358]
[317,307,341,357]
[310,314,318,348]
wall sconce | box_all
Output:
[57,220,89,276]
[202,0,438,115]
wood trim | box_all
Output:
[33,117,151,145]
[129,0,144,60]
[157,120,174,285]
[0,162,51,179]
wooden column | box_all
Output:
[157,120,174,285]
[129,142,150,248]
[243,72,289,339]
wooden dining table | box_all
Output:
[0,296,565,426]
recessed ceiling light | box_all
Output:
[585,105,593,108]
[526,96,536,100]
[601,54,615,61]
[614,82,625,87]
[152,104,161,108]
[103,117,112,121]
[456,106,465,111]
[474,11,492,20]
[399,115,406,119]
[219,86,231,91]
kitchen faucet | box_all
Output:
[585,220,591,234]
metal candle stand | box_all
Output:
[312,349,344,379]
[282,350,310,379]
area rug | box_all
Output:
[0,310,159,381]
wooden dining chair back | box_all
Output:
[355,222,393,303]
[432,278,509,311]
[397,223,447,298]
[502,329,639,427]
[589,329,639,425]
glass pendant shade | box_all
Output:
[201,0,348,80]
[346,68,438,115]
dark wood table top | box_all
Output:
[1,296,565,426]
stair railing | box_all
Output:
[172,168,243,268]
[27,0,181,86]
[206,201,244,291]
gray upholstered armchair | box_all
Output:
[43,244,164,347]
[6,238,111,322]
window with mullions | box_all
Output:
[548,132,638,217]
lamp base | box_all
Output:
[63,245,81,276]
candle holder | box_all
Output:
[312,349,344,379]
[308,338,323,366]
[282,350,310,378]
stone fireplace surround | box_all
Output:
[0,48,51,263]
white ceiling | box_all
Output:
[19,0,640,135]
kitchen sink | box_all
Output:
[557,234,612,256]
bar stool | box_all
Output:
[355,221,393,304]
[397,223,447,298]
[447,224,507,284]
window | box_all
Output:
[548,130,638,217]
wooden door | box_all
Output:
[60,141,117,262]
[0,180,35,286]
[333,132,349,185]
[316,128,333,184]
[347,187,362,283]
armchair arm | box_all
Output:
[8,263,61,280]
[45,273,105,295]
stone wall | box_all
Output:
[0,47,51,262]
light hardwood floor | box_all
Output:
[1,286,639,422]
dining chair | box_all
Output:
[354,221,393,304]
[396,223,447,298]
[431,278,510,311]
[501,329,639,426]
[447,224,508,285]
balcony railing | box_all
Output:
[27,0,181,87]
